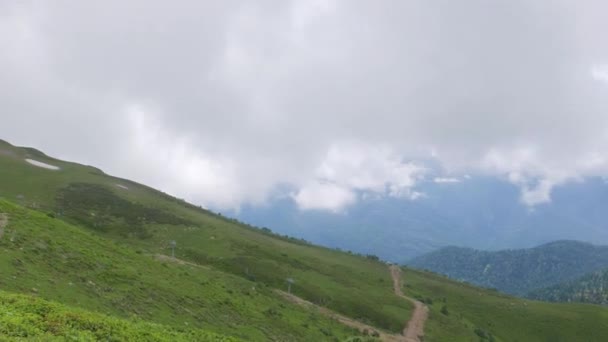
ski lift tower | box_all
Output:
[169,240,176,258]
[286,278,294,294]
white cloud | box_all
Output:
[317,142,425,193]
[591,64,608,83]
[480,147,608,206]
[291,181,355,212]
[519,178,555,207]
[291,142,426,211]
[124,105,245,208]
[434,177,461,184]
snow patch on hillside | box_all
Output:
[25,159,60,170]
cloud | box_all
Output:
[591,65,608,83]
[123,105,246,208]
[434,177,461,184]
[292,181,355,212]
[292,141,426,210]
[316,142,425,195]
[1,1,608,210]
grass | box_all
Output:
[399,266,608,341]
[0,290,239,341]
[0,199,363,341]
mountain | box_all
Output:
[3,138,608,341]
[0,139,400,340]
[528,269,608,305]
[409,240,608,295]
[233,175,608,262]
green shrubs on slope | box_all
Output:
[0,199,359,341]
[0,290,239,341]
[56,182,192,238]
[52,182,412,333]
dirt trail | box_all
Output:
[153,253,400,340]
[0,213,7,239]
[276,290,403,342]
[390,265,428,342]
[150,253,423,341]
[153,254,210,270]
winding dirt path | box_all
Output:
[0,213,8,239]
[276,290,403,342]
[149,253,426,341]
[152,254,401,340]
[390,265,428,342]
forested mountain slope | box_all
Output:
[409,240,608,295]
[528,269,608,305]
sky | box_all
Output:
[2,0,608,211]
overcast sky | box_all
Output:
[2,1,608,211]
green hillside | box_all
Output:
[0,290,238,341]
[0,139,407,340]
[409,241,608,295]
[2,138,608,341]
[399,266,608,341]
[0,199,363,341]
[528,269,608,305]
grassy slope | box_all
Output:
[0,140,407,338]
[400,266,608,342]
[0,290,238,341]
[0,200,361,341]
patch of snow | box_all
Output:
[25,159,60,170]
[115,184,129,190]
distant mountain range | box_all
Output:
[232,176,608,262]
[408,240,608,296]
